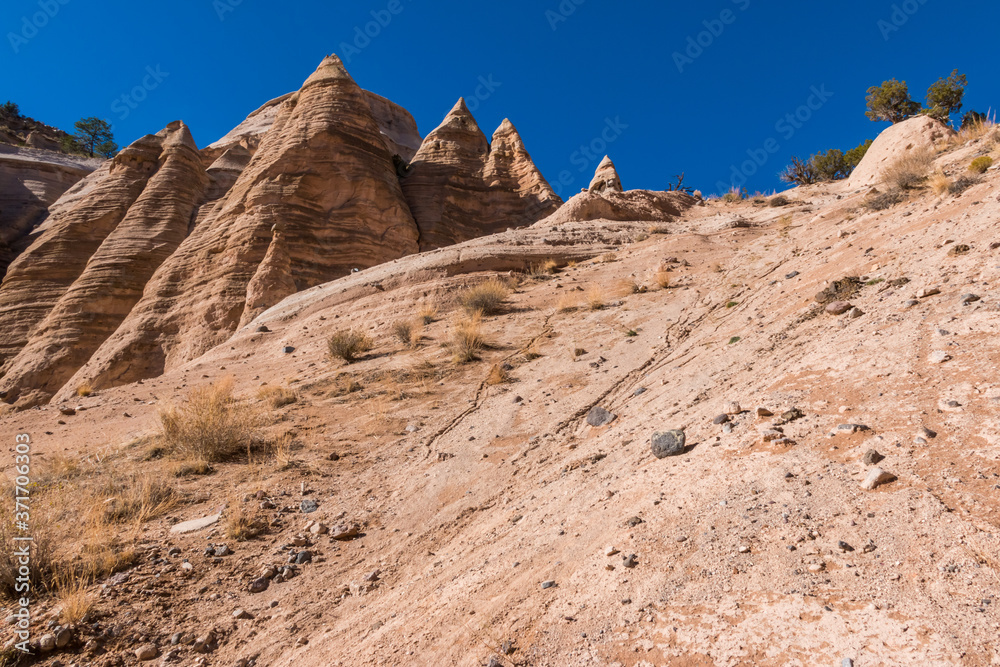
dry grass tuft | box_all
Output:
[159,378,266,463]
[327,329,374,363]
[269,432,295,469]
[556,293,578,313]
[585,285,606,311]
[392,320,418,347]
[882,149,933,190]
[55,572,94,625]
[97,473,179,524]
[418,302,438,325]
[451,312,486,363]
[76,383,92,397]
[459,279,510,316]
[929,171,952,196]
[654,271,671,289]
[529,259,559,276]
[485,364,511,386]
[257,385,298,408]
[615,278,642,296]
[225,496,267,542]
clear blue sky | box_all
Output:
[3,0,997,196]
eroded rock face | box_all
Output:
[537,189,694,227]
[362,90,423,162]
[60,55,420,397]
[0,146,103,276]
[402,100,561,251]
[0,134,166,380]
[0,122,208,406]
[589,155,623,194]
[202,90,422,165]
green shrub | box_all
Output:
[0,101,18,120]
[844,139,873,171]
[865,79,921,124]
[970,156,993,174]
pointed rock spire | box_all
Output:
[402,106,561,251]
[588,156,623,194]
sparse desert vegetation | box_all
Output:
[459,278,510,315]
[327,329,374,363]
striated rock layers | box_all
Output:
[202,90,422,165]
[0,122,210,406]
[402,100,561,251]
[0,145,103,276]
[588,155,623,194]
[55,55,420,399]
[0,54,563,406]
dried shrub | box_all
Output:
[257,385,298,408]
[459,279,510,316]
[863,189,905,211]
[392,320,415,347]
[948,175,981,196]
[327,329,373,363]
[882,149,932,190]
[451,313,485,363]
[158,379,266,463]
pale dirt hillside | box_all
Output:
[1,123,999,667]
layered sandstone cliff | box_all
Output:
[0,122,208,406]
[59,55,420,397]
[0,146,103,276]
[402,100,561,251]
[202,90,422,165]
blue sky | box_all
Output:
[3,0,997,196]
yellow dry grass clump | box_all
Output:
[459,278,510,315]
[451,312,486,363]
[257,384,298,408]
[585,285,605,310]
[328,329,374,363]
[159,378,266,464]
[883,149,933,190]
